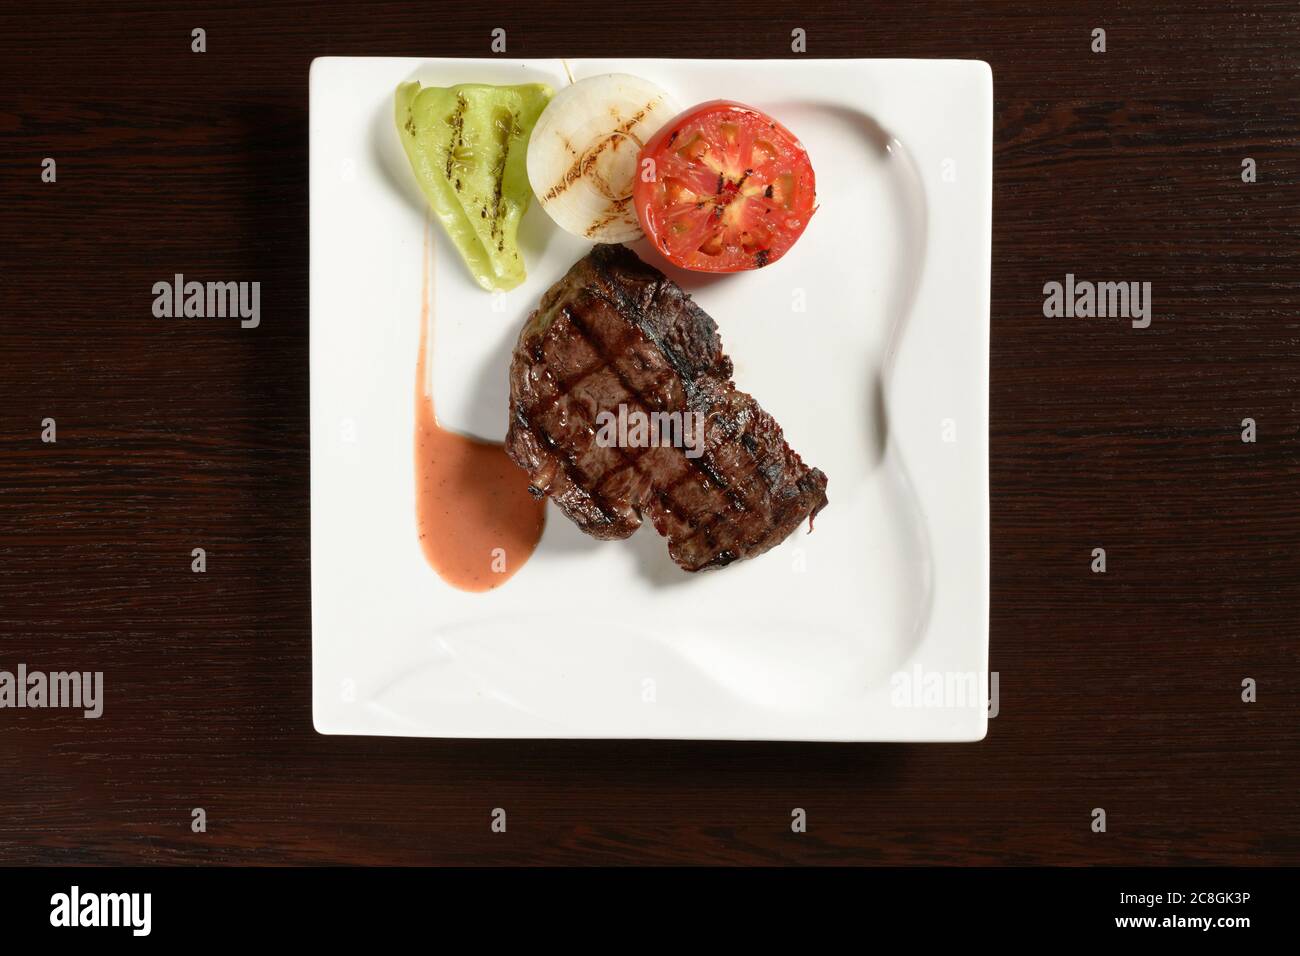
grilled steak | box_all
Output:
[505,244,828,571]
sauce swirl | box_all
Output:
[414,225,545,591]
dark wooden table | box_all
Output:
[1,1,1296,866]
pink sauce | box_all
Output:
[414,227,545,592]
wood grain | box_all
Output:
[0,0,1297,865]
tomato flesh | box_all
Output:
[633,101,816,273]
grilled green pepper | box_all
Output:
[395,80,552,292]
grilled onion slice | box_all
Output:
[526,74,679,243]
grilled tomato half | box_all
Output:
[633,101,817,273]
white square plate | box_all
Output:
[310,57,991,740]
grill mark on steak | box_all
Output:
[549,321,725,544]
[514,325,712,544]
[515,404,623,528]
[513,251,808,560]
[506,244,828,571]
[559,301,759,523]
[575,262,778,529]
